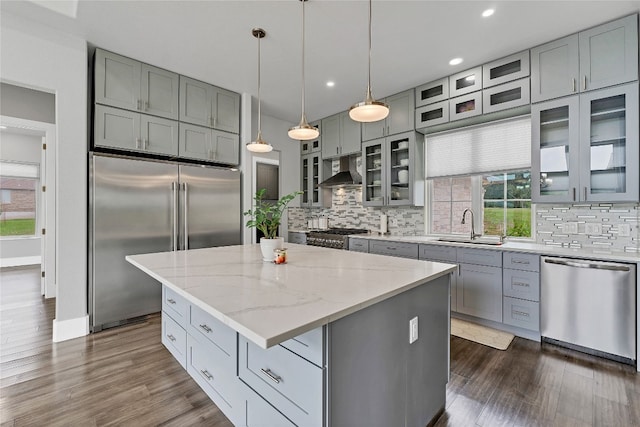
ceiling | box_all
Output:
[2,1,638,125]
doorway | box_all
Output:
[251,154,280,243]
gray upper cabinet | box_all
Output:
[321,111,361,159]
[94,49,179,120]
[178,122,239,165]
[449,91,482,121]
[415,78,449,107]
[482,78,530,114]
[532,14,638,103]
[95,104,178,156]
[179,76,240,134]
[362,90,415,141]
[482,51,530,88]
[300,121,321,155]
[449,66,482,98]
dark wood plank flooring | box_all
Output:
[1,265,638,426]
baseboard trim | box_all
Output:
[52,315,89,342]
[0,256,41,268]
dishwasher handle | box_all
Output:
[543,257,631,272]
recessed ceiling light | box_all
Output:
[449,57,463,66]
[482,9,494,17]
[326,81,335,88]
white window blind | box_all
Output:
[426,117,531,178]
[0,161,39,178]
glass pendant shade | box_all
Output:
[246,28,273,153]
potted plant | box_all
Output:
[244,188,301,261]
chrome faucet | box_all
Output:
[461,208,481,240]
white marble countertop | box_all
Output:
[126,244,456,349]
[349,234,640,263]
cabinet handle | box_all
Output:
[135,138,142,149]
[137,99,141,110]
[200,369,213,380]
[584,187,588,200]
[143,138,148,150]
[167,298,176,305]
[167,334,176,342]
[213,117,217,128]
[513,282,530,288]
[144,100,149,111]
[386,246,397,251]
[199,324,212,333]
[572,78,576,93]
[512,310,530,317]
[260,368,281,384]
[572,187,576,201]
[511,259,530,265]
[582,76,587,91]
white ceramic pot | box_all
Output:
[260,237,284,262]
[398,170,409,183]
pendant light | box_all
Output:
[288,0,319,141]
[349,0,389,123]
[247,28,273,153]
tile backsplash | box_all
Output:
[535,204,639,253]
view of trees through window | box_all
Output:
[430,170,532,238]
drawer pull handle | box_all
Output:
[167,334,176,342]
[199,324,212,333]
[511,259,530,265]
[200,369,213,380]
[513,282,530,288]
[512,310,530,317]
[387,247,396,250]
[167,298,176,304]
[260,368,281,384]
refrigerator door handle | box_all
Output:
[172,182,178,251]
[183,182,189,250]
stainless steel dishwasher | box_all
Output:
[541,256,636,365]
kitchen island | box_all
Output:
[127,243,456,427]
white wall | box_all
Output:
[0,131,42,265]
[1,12,88,340]
[241,93,301,244]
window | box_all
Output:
[0,162,39,237]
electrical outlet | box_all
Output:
[562,222,578,234]
[619,224,631,237]
[409,316,418,344]
[585,223,602,235]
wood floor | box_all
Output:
[1,265,638,427]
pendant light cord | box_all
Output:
[301,0,306,120]
[257,32,262,137]
[367,0,372,95]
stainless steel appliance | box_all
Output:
[89,153,241,331]
[541,256,636,364]
[306,228,369,250]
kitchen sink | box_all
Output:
[437,237,503,246]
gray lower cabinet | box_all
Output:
[348,237,369,253]
[243,384,296,427]
[418,244,458,311]
[178,122,239,165]
[287,231,307,245]
[369,240,418,259]
[94,105,178,156]
[502,252,540,331]
[456,248,502,322]
[161,309,187,368]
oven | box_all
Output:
[306,228,369,250]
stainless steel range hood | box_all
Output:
[319,155,362,187]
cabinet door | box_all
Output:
[140,115,179,157]
[94,49,141,111]
[94,105,141,151]
[309,153,323,207]
[212,86,240,134]
[340,111,362,156]
[531,34,579,103]
[457,263,502,322]
[387,134,413,206]
[579,14,638,93]
[140,64,179,120]
[449,66,482,98]
[482,51,530,88]
[415,78,449,107]
[449,91,482,121]
[300,154,311,206]
[178,122,211,161]
[179,76,212,127]
[579,82,639,202]
[321,113,341,158]
[482,78,530,114]
[362,139,386,206]
[211,129,239,165]
[361,116,386,141]
[531,96,580,203]
[415,100,449,129]
[387,90,415,136]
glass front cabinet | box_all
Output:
[532,82,638,203]
[301,152,324,207]
[362,132,424,207]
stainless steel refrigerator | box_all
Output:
[89,153,241,331]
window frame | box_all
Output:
[0,160,41,239]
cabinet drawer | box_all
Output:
[161,313,187,369]
[187,334,239,422]
[162,286,188,327]
[503,297,540,331]
[239,336,323,427]
[503,252,539,272]
[369,241,418,259]
[415,100,449,128]
[449,66,482,97]
[188,304,236,356]
[503,269,540,302]
[449,91,483,121]
[287,231,307,245]
[483,78,530,114]
[418,244,457,263]
[279,326,324,367]
[483,51,530,88]
[349,238,369,253]
[457,248,502,267]
[244,385,296,427]
[415,78,449,107]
